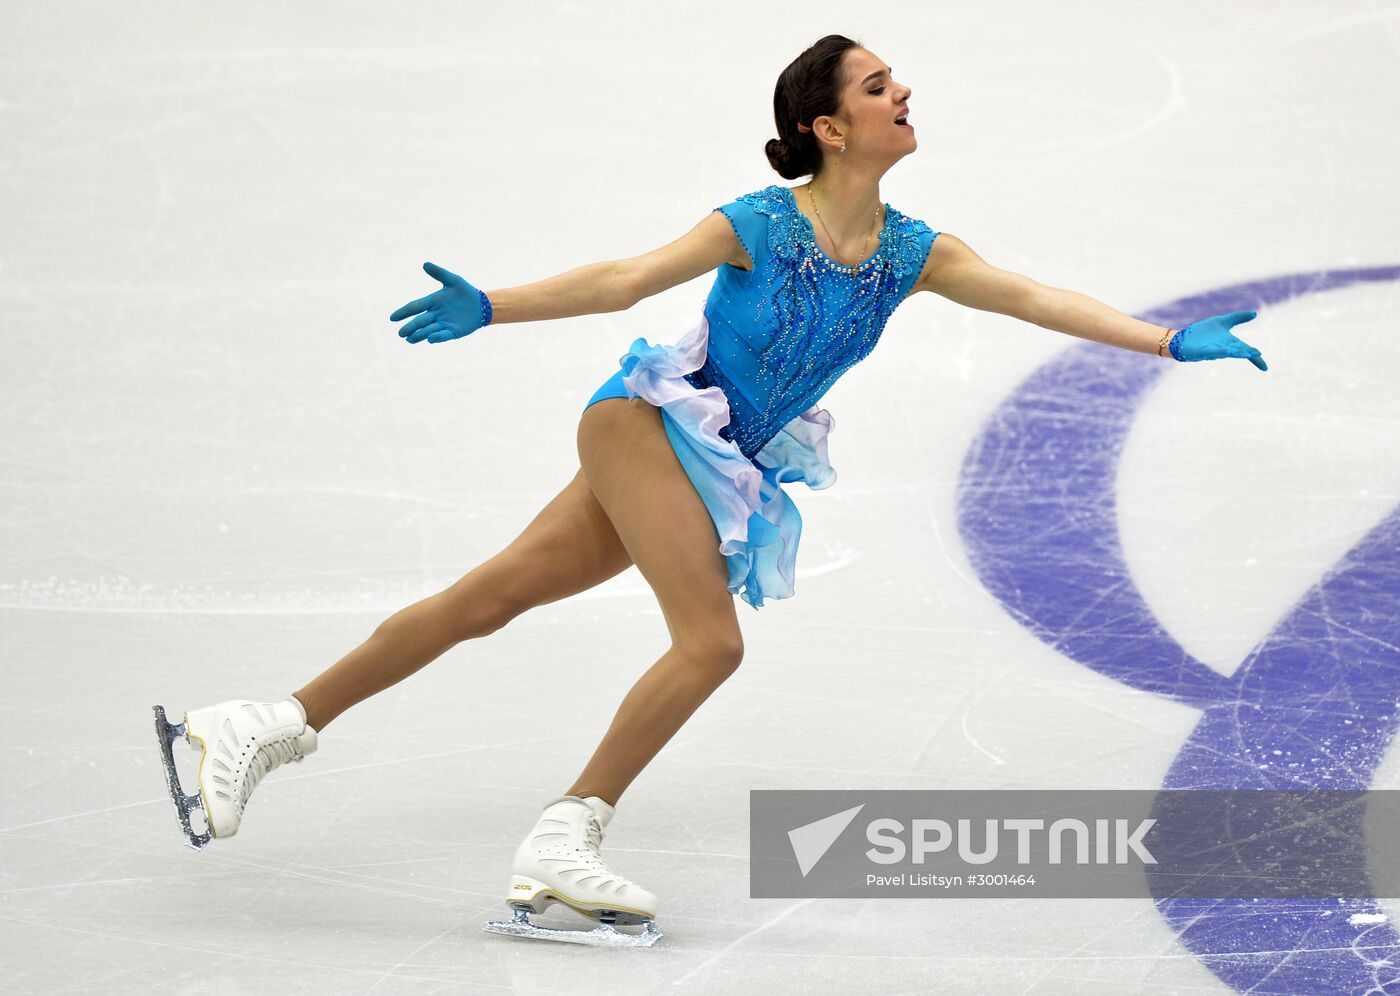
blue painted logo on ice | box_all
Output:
[955,265,1400,993]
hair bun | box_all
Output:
[763,137,786,164]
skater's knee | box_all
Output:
[717,635,745,673]
[674,630,744,679]
[443,588,520,640]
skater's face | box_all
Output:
[812,48,916,163]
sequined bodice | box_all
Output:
[684,184,940,459]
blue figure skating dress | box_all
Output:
[584,184,940,610]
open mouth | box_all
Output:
[894,113,911,128]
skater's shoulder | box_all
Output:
[711,185,791,275]
[880,203,940,281]
[719,184,790,218]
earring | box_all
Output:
[840,143,846,153]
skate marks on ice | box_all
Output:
[955,266,1400,993]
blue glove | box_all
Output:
[1169,310,1267,370]
[389,261,493,344]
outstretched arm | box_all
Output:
[914,234,1267,369]
[389,257,636,344]
[390,210,743,344]
[484,208,746,324]
[483,207,744,322]
[914,234,1174,356]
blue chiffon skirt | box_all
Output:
[582,314,836,610]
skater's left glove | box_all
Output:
[389,261,493,344]
[1168,310,1267,371]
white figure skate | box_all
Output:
[151,696,318,849]
[483,794,662,948]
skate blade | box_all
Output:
[483,906,661,948]
[151,705,212,850]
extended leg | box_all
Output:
[153,468,634,849]
[292,468,634,731]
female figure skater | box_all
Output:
[152,35,1266,948]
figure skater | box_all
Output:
[152,34,1267,948]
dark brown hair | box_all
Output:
[765,34,865,180]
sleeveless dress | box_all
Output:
[583,183,940,609]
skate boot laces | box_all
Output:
[576,813,611,870]
[235,734,307,816]
[569,812,628,885]
[541,810,612,878]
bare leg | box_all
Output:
[293,469,634,732]
[561,643,739,808]
[565,397,745,807]
[291,588,491,733]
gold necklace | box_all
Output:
[807,183,883,271]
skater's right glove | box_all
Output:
[390,261,493,344]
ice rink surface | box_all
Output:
[3,1,1398,992]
